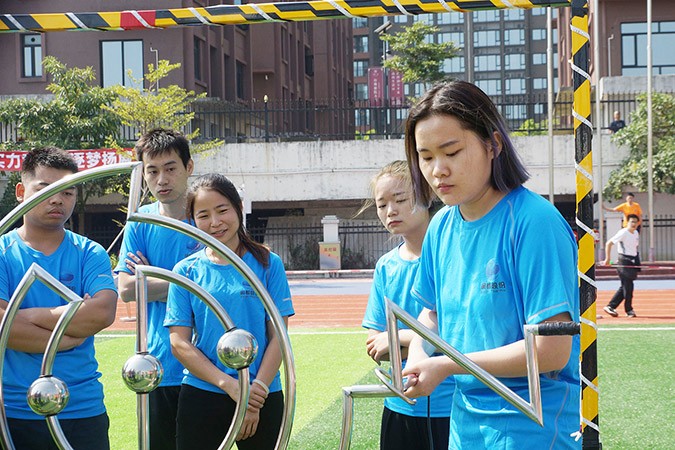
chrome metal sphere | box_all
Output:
[27,376,69,416]
[121,353,164,393]
[217,328,258,370]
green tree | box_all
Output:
[380,21,460,90]
[604,92,675,199]
[0,57,122,233]
[0,57,121,150]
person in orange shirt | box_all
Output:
[603,192,643,232]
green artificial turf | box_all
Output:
[93,325,675,449]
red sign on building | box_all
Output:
[368,67,384,105]
[388,70,405,106]
[0,149,132,172]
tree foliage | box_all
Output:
[104,60,205,142]
[0,57,123,231]
[604,92,675,199]
[0,56,121,150]
[381,21,460,90]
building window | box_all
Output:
[443,57,465,73]
[503,104,527,119]
[533,78,547,90]
[236,61,245,99]
[415,14,434,25]
[504,54,525,70]
[394,15,408,24]
[532,53,546,65]
[355,83,368,100]
[354,60,369,77]
[474,54,501,72]
[621,21,675,75]
[304,47,314,76]
[437,13,464,25]
[474,30,501,47]
[504,29,525,46]
[22,34,43,78]
[505,78,525,94]
[473,10,500,23]
[355,109,370,126]
[194,37,204,81]
[439,32,464,46]
[352,17,368,28]
[353,35,368,53]
[532,29,546,40]
[101,40,143,88]
[476,79,501,95]
[502,9,524,21]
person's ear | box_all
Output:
[15,182,25,203]
[489,131,503,159]
[186,159,194,176]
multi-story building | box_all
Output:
[0,0,353,247]
[559,0,675,83]
[352,9,559,132]
[0,0,353,141]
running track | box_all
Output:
[108,287,675,331]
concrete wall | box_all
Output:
[193,134,630,203]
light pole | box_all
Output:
[375,20,392,138]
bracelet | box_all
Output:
[252,378,269,395]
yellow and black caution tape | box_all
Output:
[1,1,570,32]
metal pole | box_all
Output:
[593,0,605,258]
[547,6,554,204]
[607,35,614,77]
[264,95,270,143]
[571,0,602,448]
[647,0,654,262]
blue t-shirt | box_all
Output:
[362,244,453,418]
[165,250,294,394]
[115,202,202,386]
[0,230,117,419]
[413,186,581,450]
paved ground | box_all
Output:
[107,277,675,331]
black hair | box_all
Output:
[404,80,530,207]
[626,214,640,222]
[134,128,192,168]
[21,146,79,179]
[187,173,270,267]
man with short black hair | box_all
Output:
[0,146,117,449]
[602,214,640,318]
[116,129,200,450]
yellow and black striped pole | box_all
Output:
[571,0,601,448]
[0,1,569,32]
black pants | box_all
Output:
[609,255,637,313]
[149,385,181,450]
[176,384,284,450]
[380,406,450,450]
[8,413,110,450]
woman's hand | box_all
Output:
[248,380,269,410]
[236,405,261,441]
[402,355,451,398]
[366,331,390,363]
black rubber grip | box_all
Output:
[536,322,580,336]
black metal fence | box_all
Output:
[181,92,657,143]
[249,223,398,270]
[249,215,675,270]
[2,92,657,145]
[639,215,675,261]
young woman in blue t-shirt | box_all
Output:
[401,81,581,449]
[165,173,294,450]
[361,160,452,450]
